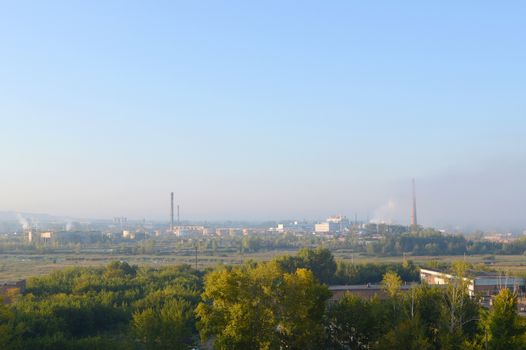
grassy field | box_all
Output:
[0,250,296,280]
[0,250,525,281]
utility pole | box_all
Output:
[195,244,198,270]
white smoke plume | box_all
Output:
[16,213,30,230]
[371,199,400,224]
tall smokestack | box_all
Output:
[410,179,418,228]
[170,192,174,233]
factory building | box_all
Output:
[420,268,526,297]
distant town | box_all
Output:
[0,209,524,253]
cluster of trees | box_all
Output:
[197,260,526,349]
[196,261,330,349]
[335,263,526,349]
[272,247,420,285]
[326,279,526,349]
[366,230,468,256]
[366,229,526,256]
[334,259,420,284]
[1,248,526,349]
[0,261,203,349]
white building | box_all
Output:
[315,222,339,233]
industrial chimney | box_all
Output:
[410,179,418,228]
[170,192,174,233]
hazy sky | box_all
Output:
[1,1,525,229]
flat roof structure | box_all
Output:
[420,268,525,297]
[328,283,417,301]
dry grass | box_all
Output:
[0,250,525,280]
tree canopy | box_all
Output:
[0,250,525,350]
[195,261,330,350]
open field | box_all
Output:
[1,250,526,281]
[0,249,295,280]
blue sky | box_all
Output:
[1,1,525,229]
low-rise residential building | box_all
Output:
[174,225,207,237]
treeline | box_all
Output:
[4,229,526,257]
[0,234,305,255]
[273,247,420,284]
[1,249,526,349]
[366,229,526,256]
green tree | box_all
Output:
[297,247,337,284]
[483,288,525,350]
[382,271,403,324]
[132,299,195,350]
[408,284,444,347]
[195,261,330,350]
[103,261,137,279]
[275,247,337,284]
[0,301,24,350]
[382,271,402,299]
[325,294,387,349]
[376,318,432,350]
[440,261,480,349]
